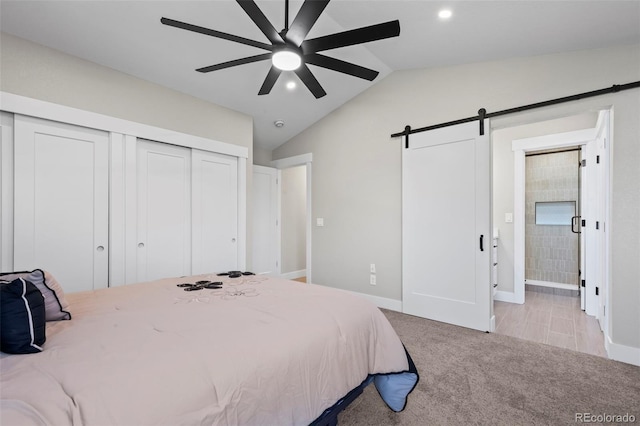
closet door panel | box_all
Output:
[137,141,192,282]
[192,150,238,274]
[14,115,109,293]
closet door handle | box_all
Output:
[479,235,484,252]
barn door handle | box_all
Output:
[479,235,484,252]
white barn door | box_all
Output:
[13,115,109,293]
[191,149,239,274]
[402,121,492,332]
[137,140,192,282]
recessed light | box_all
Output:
[286,81,296,90]
[438,9,452,20]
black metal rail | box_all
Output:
[391,81,640,143]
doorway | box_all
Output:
[280,165,307,281]
[492,109,610,357]
[272,154,312,283]
[524,148,581,293]
[252,154,313,282]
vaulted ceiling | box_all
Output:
[2,1,639,151]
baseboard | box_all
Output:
[280,269,306,280]
[344,290,403,312]
[494,290,523,304]
[606,335,640,366]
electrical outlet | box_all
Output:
[370,263,376,274]
[370,275,376,285]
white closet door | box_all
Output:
[14,115,109,293]
[137,140,191,282]
[251,165,279,275]
[402,121,491,332]
[191,149,238,274]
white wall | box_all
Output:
[273,45,640,353]
[253,145,273,167]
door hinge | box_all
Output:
[595,287,599,296]
[580,159,586,167]
[581,279,585,288]
[581,219,586,227]
[596,221,600,230]
[596,155,600,164]
[276,220,278,226]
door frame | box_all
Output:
[511,109,611,343]
[271,153,313,283]
[512,127,597,304]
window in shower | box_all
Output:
[535,201,575,225]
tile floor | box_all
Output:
[494,289,607,358]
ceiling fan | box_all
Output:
[161,0,400,98]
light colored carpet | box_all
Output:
[339,309,640,425]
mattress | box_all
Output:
[0,274,417,425]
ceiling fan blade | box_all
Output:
[304,53,379,81]
[236,0,284,44]
[301,20,400,54]
[196,53,272,73]
[295,64,327,99]
[161,17,272,51]
[258,67,283,95]
[286,0,330,46]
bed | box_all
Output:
[0,272,418,425]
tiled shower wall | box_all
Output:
[525,151,579,285]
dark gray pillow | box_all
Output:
[0,278,46,354]
[0,270,71,321]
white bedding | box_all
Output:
[0,275,410,425]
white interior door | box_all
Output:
[13,115,109,293]
[583,138,598,316]
[403,121,492,332]
[137,140,191,282]
[595,111,609,330]
[252,165,279,275]
[579,147,587,311]
[191,149,238,275]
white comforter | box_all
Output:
[0,276,409,425]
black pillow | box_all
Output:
[0,278,46,354]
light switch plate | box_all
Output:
[505,213,513,223]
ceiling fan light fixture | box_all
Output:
[272,48,302,71]
[438,9,453,20]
